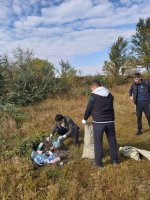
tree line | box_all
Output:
[0,17,149,109]
[103,17,150,76]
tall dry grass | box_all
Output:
[0,83,150,200]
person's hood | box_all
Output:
[91,86,109,97]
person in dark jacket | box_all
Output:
[82,80,118,168]
[129,73,150,135]
[50,114,79,146]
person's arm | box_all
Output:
[49,124,57,137]
[83,95,94,121]
[64,118,74,137]
[148,82,150,93]
[129,85,133,100]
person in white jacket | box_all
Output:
[82,80,118,168]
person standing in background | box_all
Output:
[129,73,150,135]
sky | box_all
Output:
[0,0,150,75]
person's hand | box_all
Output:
[130,96,133,101]
[62,134,67,139]
[58,136,63,140]
[82,119,87,124]
[58,135,67,140]
[46,137,50,141]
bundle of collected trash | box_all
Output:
[119,146,150,161]
[31,136,69,166]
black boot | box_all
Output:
[136,130,142,135]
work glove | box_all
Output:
[58,136,63,140]
[62,134,67,139]
[82,119,87,124]
[58,135,67,140]
[46,137,50,141]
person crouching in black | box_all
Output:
[50,114,79,147]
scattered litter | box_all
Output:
[119,146,150,161]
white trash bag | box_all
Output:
[82,123,95,159]
[119,146,141,161]
[119,146,150,161]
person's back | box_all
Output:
[84,85,114,123]
[92,92,114,122]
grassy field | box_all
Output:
[0,84,150,200]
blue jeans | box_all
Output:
[93,122,118,167]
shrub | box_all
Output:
[8,49,56,105]
[15,137,32,156]
[80,74,108,95]
[0,54,12,98]
[58,60,77,93]
[106,75,129,86]
[0,100,27,128]
[46,167,60,181]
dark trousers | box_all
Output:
[57,125,79,144]
[93,122,118,167]
[71,125,79,144]
[136,101,150,131]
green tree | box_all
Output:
[132,17,150,72]
[12,47,33,70]
[9,48,56,105]
[58,60,77,92]
[0,54,12,98]
[103,36,128,76]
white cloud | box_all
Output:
[14,16,42,28]
[42,0,92,18]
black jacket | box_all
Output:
[129,80,150,105]
[84,87,114,122]
[51,116,76,137]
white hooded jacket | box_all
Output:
[92,86,110,97]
